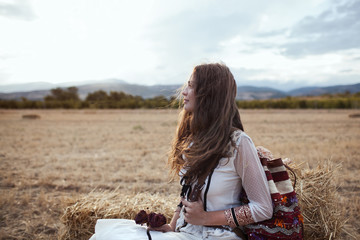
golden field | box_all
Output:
[0,109,359,239]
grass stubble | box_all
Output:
[0,109,359,239]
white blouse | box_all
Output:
[179,130,273,223]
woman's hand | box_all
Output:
[148,224,173,232]
[181,198,207,225]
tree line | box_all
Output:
[237,92,360,109]
[0,86,359,109]
[0,87,178,109]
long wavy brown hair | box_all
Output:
[168,63,244,183]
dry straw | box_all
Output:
[59,191,178,240]
[292,161,347,240]
[22,114,40,119]
[60,161,347,240]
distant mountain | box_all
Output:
[0,80,359,101]
[0,82,57,93]
[0,90,51,101]
[289,83,360,96]
[237,86,286,100]
[76,82,180,99]
[0,79,127,93]
[0,81,182,100]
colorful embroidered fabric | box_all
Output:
[240,147,304,240]
[224,205,254,228]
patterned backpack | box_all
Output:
[239,146,304,240]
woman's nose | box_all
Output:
[182,87,188,96]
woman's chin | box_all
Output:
[183,106,193,112]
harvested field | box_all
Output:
[0,109,359,239]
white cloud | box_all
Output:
[0,0,36,21]
[0,0,359,90]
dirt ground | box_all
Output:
[0,109,359,239]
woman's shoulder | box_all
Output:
[231,129,253,146]
[231,129,247,139]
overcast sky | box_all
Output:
[0,0,359,90]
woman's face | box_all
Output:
[182,76,196,112]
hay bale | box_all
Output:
[60,162,346,240]
[349,113,360,118]
[22,114,40,119]
[290,161,346,240]
[59,192,178,240]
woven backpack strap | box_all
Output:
[262,157,297,189]
[284,164,297,189]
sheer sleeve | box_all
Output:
[225,133,273,227]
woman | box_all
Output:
[90,63,273,240]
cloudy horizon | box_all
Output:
[0,0,359,91]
